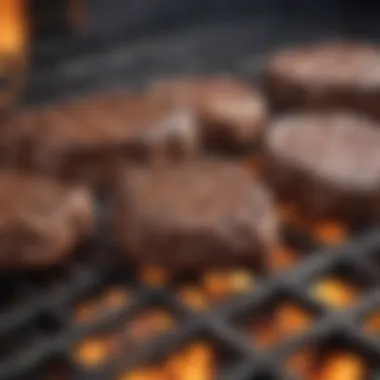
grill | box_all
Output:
[2,5,380,380]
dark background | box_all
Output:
[27,0,380,103]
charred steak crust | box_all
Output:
[0,171,94,269]
[265,42,380,117]
[148,76,268,152]
[114,161,278,270]
[264,112,380,220]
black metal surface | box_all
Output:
[25,11,373,104]
[2,10,380,380]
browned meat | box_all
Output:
[265,42,380,117]
[114,161,278,270]
[0,170,93,269]
[264,112,380,221]
[148,76,267,152]
[0,91,199,183]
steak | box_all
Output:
[264,112,380,221]
[0,170,93,269]
[114,160,279,271]
[148,76,267,153]
[265,42,380,117]
[0,91,199,184]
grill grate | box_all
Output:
[2,15,380,380]
[3,231,380,380]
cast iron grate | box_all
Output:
[2,229,380,380]
[2,15,380,380]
